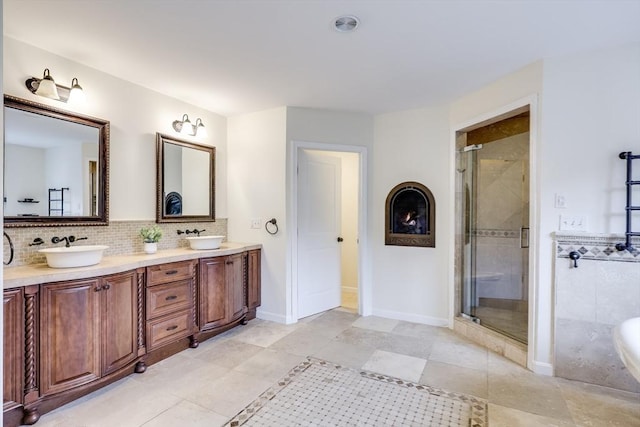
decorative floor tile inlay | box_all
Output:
[225,358,487,427]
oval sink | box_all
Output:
[38,245,109,268]
[614,317,640,383]
[186,235,224,250]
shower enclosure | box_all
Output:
[457,111,530,344]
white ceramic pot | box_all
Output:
[144,242,158,254]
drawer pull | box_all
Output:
[164,270,179,275]
[165,295,178,301]
[226,261,233,265]
[166,325,178,331]
[103,284,111,290]
[94,286,102,292]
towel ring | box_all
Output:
[4,232,14,265]
[265,218,279,235]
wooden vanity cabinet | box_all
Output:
[199,253,247,332]
[3,288,24,417]
[40,270,141,397]
[145,260,198,351]
[247,249,261,320]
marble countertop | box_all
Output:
[3,242,261,289]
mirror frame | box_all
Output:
[3,95,110,228]
[156,133,215,223]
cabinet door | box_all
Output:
[40,279,101,396]
[102,271,139,376]
[247,249,261,311]
[199,257,228,330]
[226,253,246,323]
[3,288,24,409]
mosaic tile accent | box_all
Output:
[225,358,487,427]
[2,219,227,266]
[554,232,640,263]
[472,228,520,238]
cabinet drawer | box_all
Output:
[146,279,193,319]
[146,309,194,351]
[147,261,194,286]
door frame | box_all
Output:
[288,140,370,323]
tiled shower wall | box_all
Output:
[2,219,227,266]
[554,232,640,393]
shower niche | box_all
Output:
[385,181,435,247]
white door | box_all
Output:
[297,149,342,319]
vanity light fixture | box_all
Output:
[25,68,85,103]
[172,114,207,137]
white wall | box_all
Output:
[227,107,288,321]
[3,37,228,221]
[372,106,451,325]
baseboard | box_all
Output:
[371,308,448,327]
[256,309,288,324]
[531,360,554,376]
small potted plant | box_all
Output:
[140,225,163,254]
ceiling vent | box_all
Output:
[334,15,360,33]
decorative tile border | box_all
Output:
[554,232,639,263]
[225,357,487,427]
[472,228,520,238]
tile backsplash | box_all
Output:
[3,219,227,266]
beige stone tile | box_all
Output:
[378,331,434,359]
[233,348,305,382]
[231,321,300,347]
[391,320,444,341]
[352,315,399,332]
[193,338,263,369]
[303,309,360,339]
[182,370,273,418]
[43,377,182,426]
[268,326,334,356]
[420,360,488,398]
[141,400,229,427]
[429,333,488,371]
[311,339,376,369]
[334,326,389,349]
[558,378,640,427]
[489,365,573,421]
[362,349,427,383]
[488,403,576,427]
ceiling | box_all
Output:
[4,1,640,117]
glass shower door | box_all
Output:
[460,134,530,344]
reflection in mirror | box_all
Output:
[3,95,109,227]
[156,133,215,223]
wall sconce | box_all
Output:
[172,114,207,137]
[25,68,85,104]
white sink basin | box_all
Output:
[614,317,640,383]
[39,245,109,268]
[186,235,224,250]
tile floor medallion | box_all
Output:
[225,358,487,427]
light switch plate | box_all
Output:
[559,215,588,231]
[555,193,567,209]
[250,218,262,229]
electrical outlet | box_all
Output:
[250,218,262,229]
[555,193,566,209]
[559,215,588,231]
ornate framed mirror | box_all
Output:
[3,95,110,227]
[156,133,215,223]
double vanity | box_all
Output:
[3,243,261,426]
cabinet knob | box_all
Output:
[94,286,102,292]
[103,284,110,290]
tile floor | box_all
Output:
[32,309,640,427]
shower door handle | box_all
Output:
[520,227,530,249]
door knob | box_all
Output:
[337,237,344,242]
